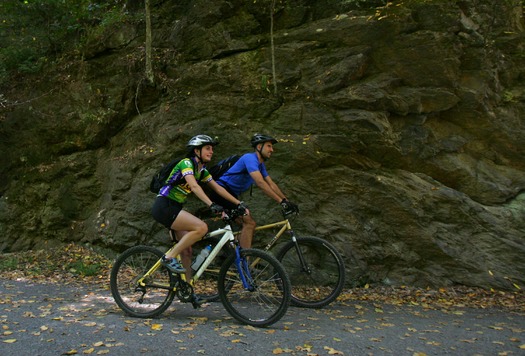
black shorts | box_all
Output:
[206,183,238,210]
[151,196,183,229]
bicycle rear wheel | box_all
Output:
[276,236,346,308]
[218,248,291,328]
[110,245,176,318]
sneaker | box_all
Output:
[161,256,186,273]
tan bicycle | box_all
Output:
[194,209,346,308]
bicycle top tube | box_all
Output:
[253,219,290,232]
[206,224,232,238]
[202,208,245,239]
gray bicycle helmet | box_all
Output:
[187,134,219,149]
[250,133,278,147]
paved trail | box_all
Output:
[1,279,524,355]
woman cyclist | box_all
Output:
[151,135,246,276]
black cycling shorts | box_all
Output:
[206,183,238,210]
[151,196,183,229]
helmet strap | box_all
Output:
[256,143,268,161]
[193,148,203,164]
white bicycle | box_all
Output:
[110,209,291,327]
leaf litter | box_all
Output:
[1,243,524,355]
[1,243,523,311]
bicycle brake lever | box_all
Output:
[281,209,297,219]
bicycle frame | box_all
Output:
[255,219,295,251]
[234,217,311,274]
[136,222,250,291]
[192,224,235,280]
[194,224,255,290]
[232,218,300,253]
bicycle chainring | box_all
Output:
[176,281,194,302]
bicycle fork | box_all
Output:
[233,247,256,291]
[288,230,312,274]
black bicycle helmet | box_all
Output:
[250,133,278,147]
[187,134,219,149]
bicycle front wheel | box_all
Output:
[110,245,176,318]
[276,236,346,308]
[218,248,291,328]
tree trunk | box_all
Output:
[145,0,154,84]
[270,0,277,95]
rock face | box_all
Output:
[0,0,524,290]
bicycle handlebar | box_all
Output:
[223,207,297,223]
[223,207,247,223]
[281,208,299,219]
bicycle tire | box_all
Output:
[110,245,176,318]
[276,236,346,308]
[218,248,291,327]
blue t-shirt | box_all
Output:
[218,152,268,196]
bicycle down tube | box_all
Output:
[257,220,290,251]
[191,226,233,279]
[174,224,254,293]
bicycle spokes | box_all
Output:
[110,246,176,318]
[276,237,346,308]
[218,248,291,327]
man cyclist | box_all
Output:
[208,133,299,248]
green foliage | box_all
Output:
[0,0,130,78]
[83,4,130,44]
[0,255,19,271]
[340,0,381,6]
[502,90,519,103]
[67,260,103,276]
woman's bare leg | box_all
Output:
[173,230,193,280]
[165,210,207,259]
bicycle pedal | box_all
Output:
[190,294,206,309]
